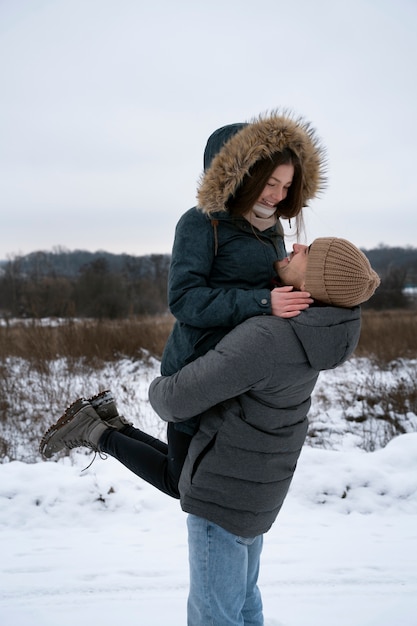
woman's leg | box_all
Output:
[119,424,168,453]
[99,422,192,498]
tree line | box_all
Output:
[0,244,416,319]
[363,244,417,309]
[0,250,170,318]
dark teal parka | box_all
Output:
[161,206,285,375]
[161,111,326,378]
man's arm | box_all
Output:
[149,320,274,422]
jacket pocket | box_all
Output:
[190,432,218,482]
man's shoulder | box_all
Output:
[228,316,291,349]
[242,315,289,330]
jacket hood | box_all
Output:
[197,110,327,215]
[289,306,361,371]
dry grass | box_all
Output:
[0,309,415,364]
[0,310,416,461]
[0,315,175,462]
[355,309,417,362]
[0,315,175,364]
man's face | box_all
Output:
[276,244,309,290]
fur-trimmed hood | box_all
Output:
[197,110,327,215]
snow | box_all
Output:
[1,356,417,626]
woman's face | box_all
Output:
[256,163,294,209]
[275,244,309,290]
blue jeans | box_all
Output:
[187,514,264,626]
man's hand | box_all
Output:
[271,286,313,318]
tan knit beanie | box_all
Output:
[305,238,380,307]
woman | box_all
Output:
[162,112,327,375]
[39,110,327,498]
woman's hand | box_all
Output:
[270,286,313,318]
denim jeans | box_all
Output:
[187,514,264,626]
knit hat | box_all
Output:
[305,238,380,307]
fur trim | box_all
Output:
[197,109,327,215]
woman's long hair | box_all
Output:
[226,148,305,230]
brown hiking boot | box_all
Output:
[39,398,113,460]
[88,390,133,430]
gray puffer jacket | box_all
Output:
[149,306,361,537]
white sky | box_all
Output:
[1,0,417,260]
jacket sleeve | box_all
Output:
[149,320,274,421]
[168,209,271,328]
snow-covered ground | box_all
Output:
[1,356,417,626]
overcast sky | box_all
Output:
[1,0,416,260]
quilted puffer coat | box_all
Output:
[150,305,361,537]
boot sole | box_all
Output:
[39,398,88,460]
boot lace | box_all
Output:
[65,439,108,471]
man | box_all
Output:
[147,237,380,625]
[39,237,380,625]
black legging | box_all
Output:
[99,422,192,499]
